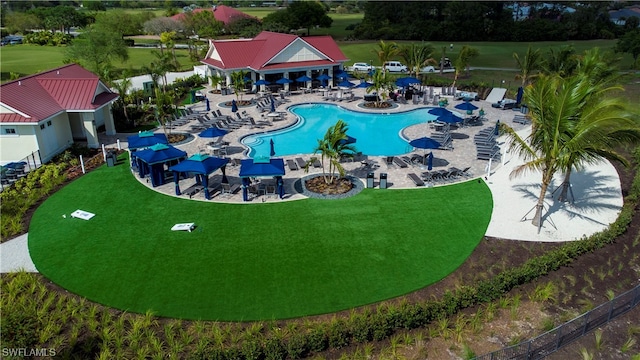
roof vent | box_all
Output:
[18,81,21,86]
[57,70,60,75]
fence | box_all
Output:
[474,284,640,360]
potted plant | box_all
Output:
[438,98,448,107]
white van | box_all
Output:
[383,61,408,73]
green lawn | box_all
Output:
[28,157,492,321]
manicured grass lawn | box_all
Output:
[29,158,492,321]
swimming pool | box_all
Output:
[243,103,446,158]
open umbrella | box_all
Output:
[296,75,312,83]
[338,135,356,145]
[334,70,349,79]
[454,101,478,112]
[243,76,252,82]
[356,81,373,88]
[395,77,421,87]
[255,79,270,86]
[316,74,331,87]
[231,99,238,113]
[198,127,228,138]
[275,78,293,84]
[428,107,452,116]
[409,137,441,166]
[205,98,210,112]
[337,79,355,88]
[270,138,276,157]
[437,112,464,124]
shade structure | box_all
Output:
[395,77,421,87]
[409,137,441,150]
[296,75,312,83]
[198,127,228,138]
[135,144,187,187]
[127,131,168,151]
[454,101,479,111]
[437,112,464,124]
[334,70,349,79]
[337,79,355,88]
[516,86,524,105]
[428,107,452,117]
[269,138,276,157]
[239,158,286,201]
[255,79,270,86]
[169,154,229,200]
[356,81,373,88]
[275,78,293,84]
[231,99,238,113]
[205,98,210,111]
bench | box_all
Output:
[407,173,425,187]
[183,184,204,199]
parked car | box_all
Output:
[383,61,408,73]
[1,35,23,46]
[439,57,452,68]
[420,65,436,73]
[350,62,373,72]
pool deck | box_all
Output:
[99,85,622,243]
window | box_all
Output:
[4,128,16,134]
[40,124,45,130]
[47,121,52,126]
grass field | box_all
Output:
[28,155,492,321]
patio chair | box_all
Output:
[393,157,408,168]
[407,173,425,187]
[313,159,322,168]
[265,185,277,198]
[286,159,299,171]
[295,157,307,169]
[385,156,395,167]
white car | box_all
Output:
[350,62,373,72]
[383,61,408,72]
[420,65,436,73]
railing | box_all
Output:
[474,284,640,360]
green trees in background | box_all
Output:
[513,46,543,87]
[615,29,640,69]
[262,1,332,36]
[400,43,438,78]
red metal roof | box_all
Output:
[0,64,118,124]
[171,5,255,25]
[203,31,348,72]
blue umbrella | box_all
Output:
[495,120,501,136]
[427,152,434,170]
[516,86,524,105]
[428,107,452,116]
[409,137,441,150]
[205,98,210,112]
[198,127,228,138]
[356,81,373,88]
[454,101,478,111]
[337,79,355,88]
[270,97,275,113]
[255,79,270,86]
[338,135,356,145]
[243,76,252,82]
[270,138,276,157]
[367,69,377,77]
[334,70,349,79]
[438,112,464,124]
[231,99,238,113]
[316,74,331,86]
[296,75,312,83]
[395,77,421,87]
[275,78,293,84]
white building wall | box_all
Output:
[35,112,73,163]
[0,124,39,163]
[271,40,325,64]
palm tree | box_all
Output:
[230,70,247,102]
[374,40,399,72]
[209,74,223,91]
[150,50,177,91]
[310,120,357,184]
[513,45,542,87]
[400,43,437,77]
[542,45,578,76]
[451,45,479,87]
[112,72,133,127]
[500,75,583,230]
[153,87,176,137]
[366,68,394,108]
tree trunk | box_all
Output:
[532,171,552,228]
[557,170,572,203]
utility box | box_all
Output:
[143,81,154,97]
[106,151,117,167]
[379,173,388,189]
[367,172,375,188]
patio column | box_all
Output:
[225,73,232,90]
[81,112,99,149]
[306,70,312,89]
[251,72,257,93]
[284,71,290,91]
[328,68,334,88]
[103,104,116,135]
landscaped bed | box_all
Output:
[28,157,492,321]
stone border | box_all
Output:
[169,132,195,147]
[296,174,365,200]
[356,101,399,111]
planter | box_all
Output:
[298,174,364,199]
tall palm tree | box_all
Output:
[230,70,247,102]
[501,75,583,230]
[400,43,437,78]
[451,45,479,86]
[112,72,133,127]
[311,120,357,184]
[150,50,177,91]
[542,45,578,76]
[374,40,399,72]
[366,68,394,108]
[513,45,542,87]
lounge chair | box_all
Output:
[386,156,395,167]
[407,173,425,187]
[313,159,322,168]
[295,157,307,169]
[393,157,408,168]
[286,159,299,171]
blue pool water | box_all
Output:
[242,103,444,158]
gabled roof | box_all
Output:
[171,5,255,25]
[0,64,118,124]
[202,31,348,72]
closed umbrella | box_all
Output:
[270,138,276,157]
[231,99,238,113]
[495,120,501,136]
[205,98,210,112]
[516,86,524,105]
[270,97,275,113]
[427,151,434,170]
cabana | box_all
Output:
[238,158,286,201]
[135,144,187,187]
[169,154,229,200]
[127,131,170,167]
